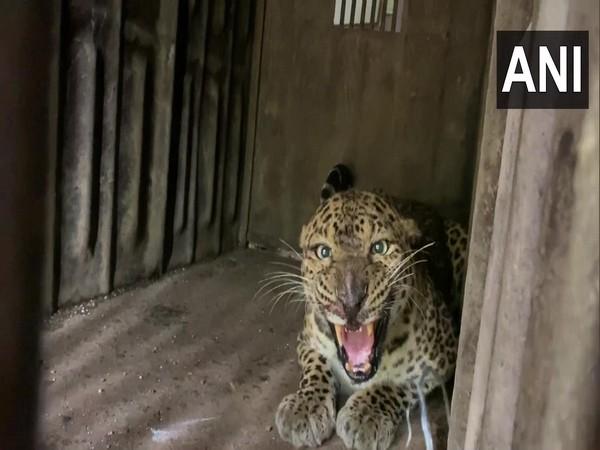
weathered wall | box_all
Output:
[449,0,599,448]
[56,0,256,308]
[58,0,122,305]
[446,0,533,445]
[246,0,494,247]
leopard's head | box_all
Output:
[300,190,421,382]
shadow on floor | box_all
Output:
[38,250,448,450]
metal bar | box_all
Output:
[349,0,356,27]
[392,0,403,32]
[340,0,347,27]
[354,0,366,28]
[362,0,372,27]
[370,0,377,30]
[380,0,389,31]
[333,0,342,25]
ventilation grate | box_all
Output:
[333,0,404,32]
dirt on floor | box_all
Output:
[38,250,449,450]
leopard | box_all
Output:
[275,164,468,449]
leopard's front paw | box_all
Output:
[275,388,336,447]
[336,397,397,450]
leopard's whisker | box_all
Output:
[267,285,304,305]
[407,294,427,321]
[387,259,427,287]
[259,270,308,282]
[270,291,303,310]
[386,244,429,276]
[260,270,308,280]
[256,272,307,293]
[386,257,418,283]
[254,280,305,302]
[269,260,302,271]
[278,238,303,261]
[269,287,306,312]
[406,284,429,302]
[254,277,302,297]
[384,285,427,320]
[387,272,415,288]
[386,242,434,282]
[259,273,308,285]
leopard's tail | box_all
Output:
[320,164,353,202]
[443,218,468,307]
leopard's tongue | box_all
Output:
[335,324,375,367]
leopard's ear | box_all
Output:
[398,217,422,246]
[385,195,423,247]
[320,164,353,203]
[383,195,422,246]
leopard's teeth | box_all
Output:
[345,361,371,374]
[334,324,345,345]
[366,322,375,336]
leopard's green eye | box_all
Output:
[315,244,332,260]
[371,240,389,255]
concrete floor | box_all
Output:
[38,250,449,450]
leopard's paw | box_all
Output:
[275,388,336,447]
[336,396,397,450]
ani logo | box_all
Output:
[497,31,589,109]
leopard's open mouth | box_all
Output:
[328,316,388,383]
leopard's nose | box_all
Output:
[339,276,367,328]
[341,303,363,330]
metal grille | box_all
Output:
[333,0,404,32]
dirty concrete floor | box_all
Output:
[38,250,449,450]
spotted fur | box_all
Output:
[275,166,468,449]
[444,218,469,307]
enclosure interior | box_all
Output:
[40,0,494,449]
